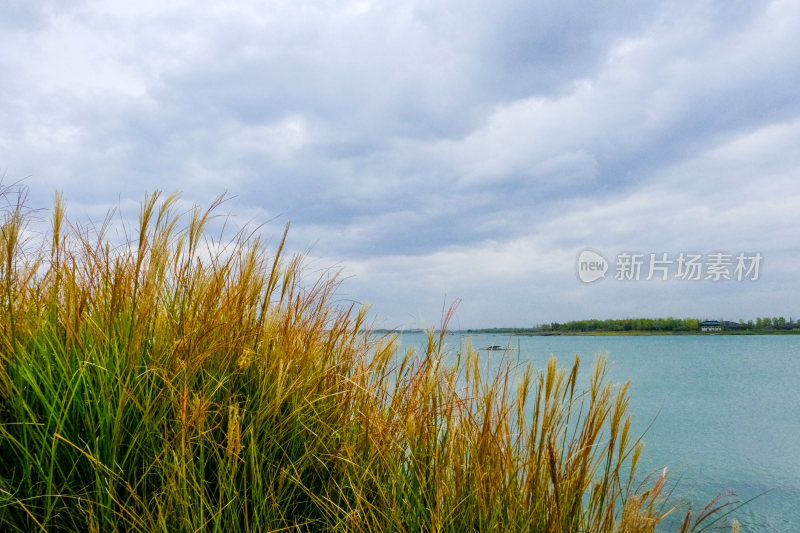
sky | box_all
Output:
[2,0,800,329]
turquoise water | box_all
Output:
[394,332,800,532]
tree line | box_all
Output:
[534,317,798,333]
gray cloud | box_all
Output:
[2,0,799,327]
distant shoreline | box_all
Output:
[371,329,800,336]
[487,330,800,336]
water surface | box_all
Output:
[394,332,800,532]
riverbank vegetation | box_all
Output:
[468,317,800,336]
[0,188,737,531]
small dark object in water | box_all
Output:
[485,345,503,350]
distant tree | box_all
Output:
[686,318,699,331]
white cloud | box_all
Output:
[2,0,799,327]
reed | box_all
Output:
[0,188,734,531]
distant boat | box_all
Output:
[485,345,503,351]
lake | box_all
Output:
[393,332,800,532]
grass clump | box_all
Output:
[0,187,733,531]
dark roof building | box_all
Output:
[700,320,721,331]
[699,320,742,331]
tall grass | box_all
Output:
[0,188,735,531]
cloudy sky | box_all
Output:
[2,0,799,329]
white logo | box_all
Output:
[576,250,763,284]
[577,249,608,283]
